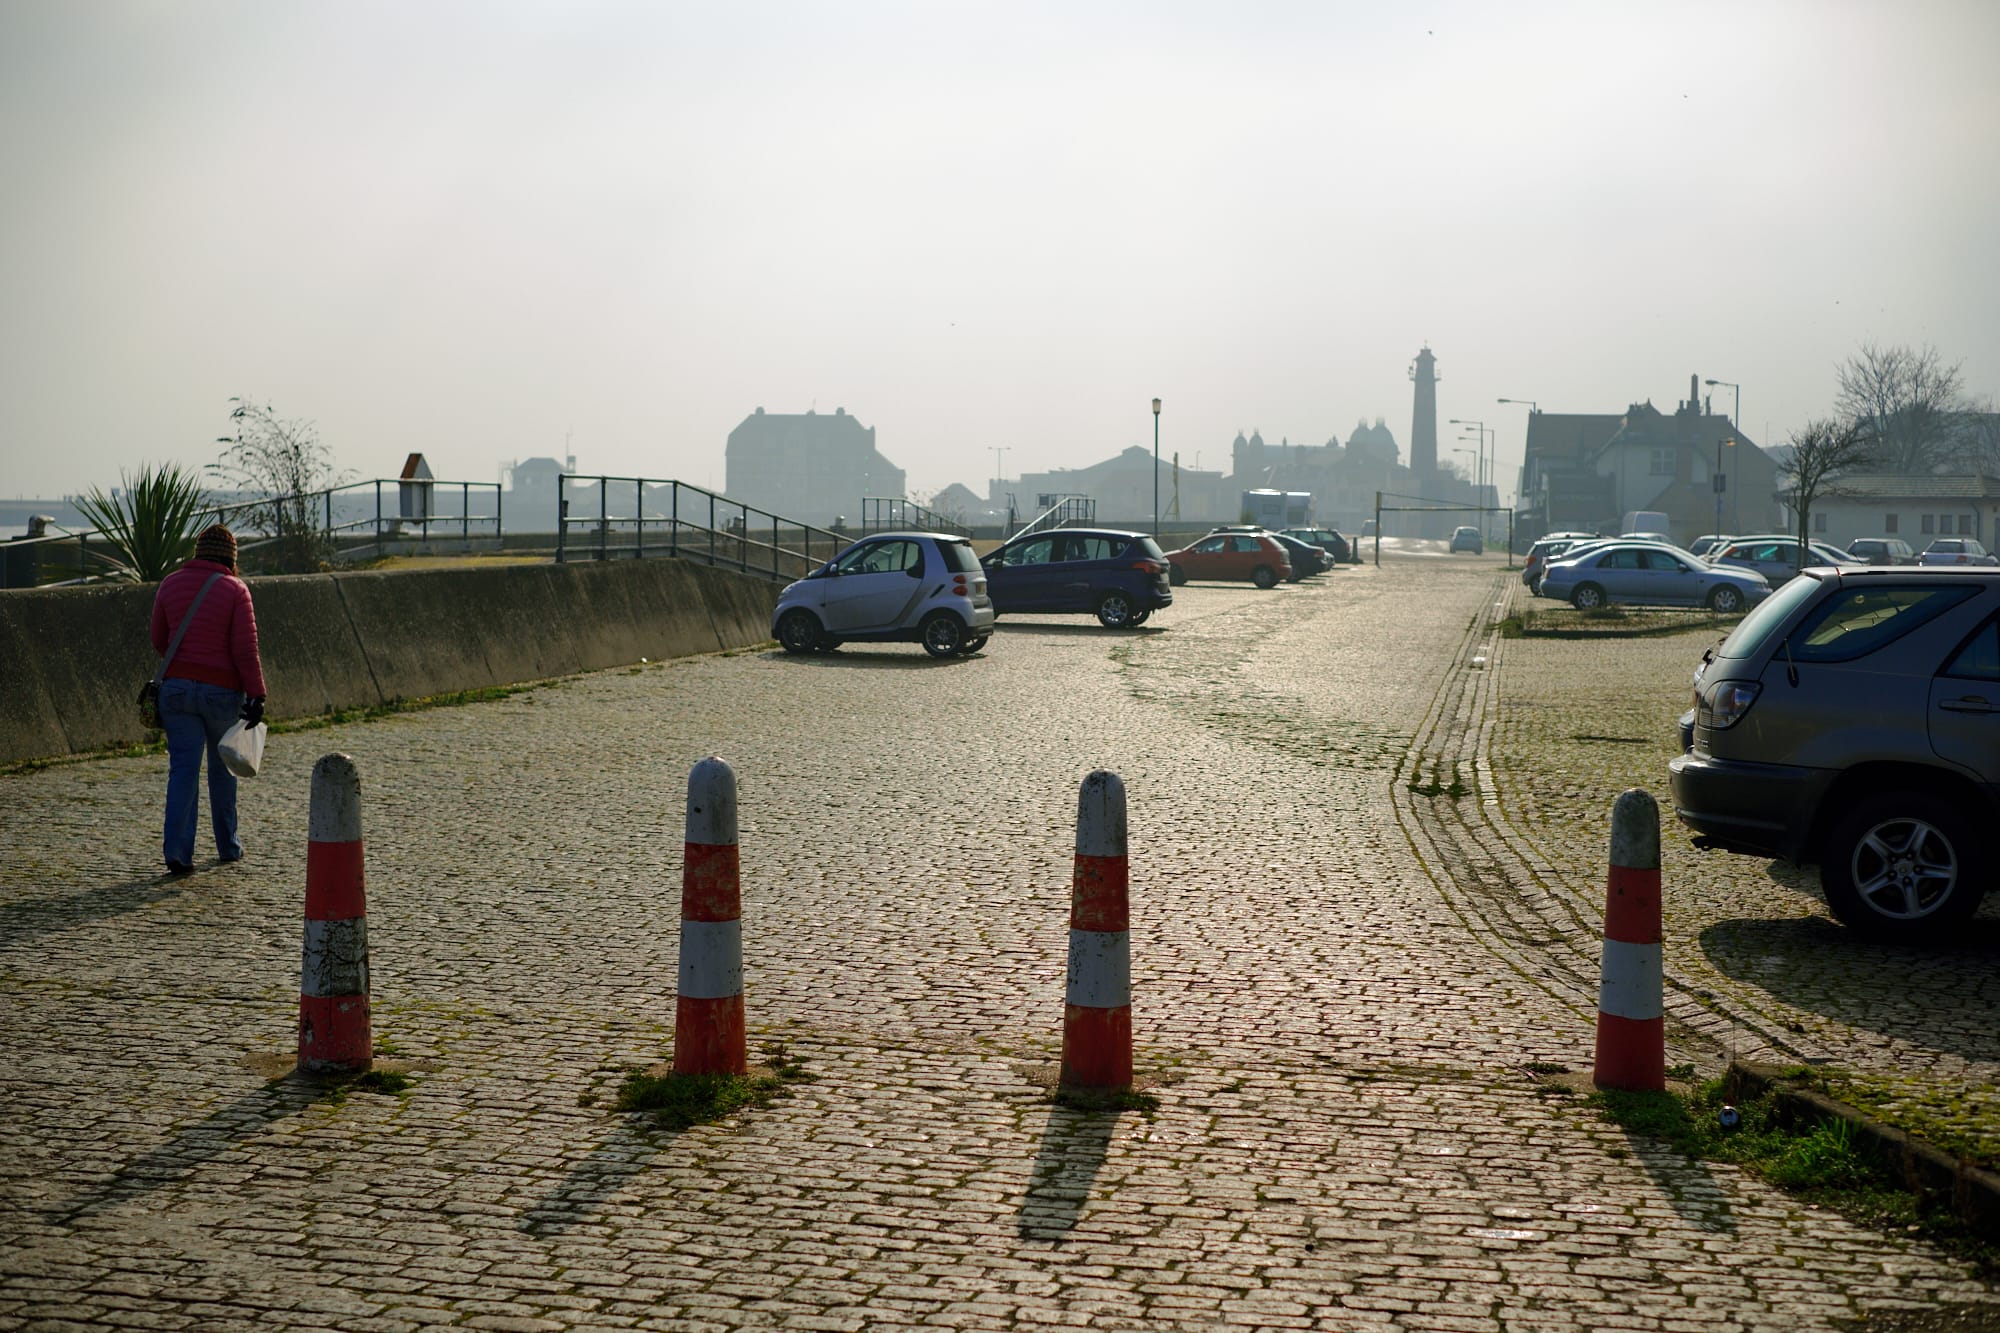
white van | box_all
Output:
[1620,510,1670,542]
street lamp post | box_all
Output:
[1151,398,1162,538]
[1704,379,1741,535]
[1497,399,1537,527]
[1449,417,1491,538]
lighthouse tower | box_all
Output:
[1408,345,1439,479]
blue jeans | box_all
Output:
[160,678,244,866]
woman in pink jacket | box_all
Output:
[149,524,267,874]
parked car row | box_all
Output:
[1670,566,2000,940]
[1537,538,1772,613]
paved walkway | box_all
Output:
[1,555,1994,1330]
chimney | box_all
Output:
[1690,374,1699,412]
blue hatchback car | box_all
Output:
[981,528,1173,628]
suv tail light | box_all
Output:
[1698,679,1761,730]
[1131,559,1165,575]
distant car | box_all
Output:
[1540,540,1769,612]
[1269,532,1328,578]
[1920,537,1999,566]
[1712,537,1862,584]
[981,528,1173,628]
[1688,534,1734,558]
[773,531,994,657]
[1166,531,1292,588]
[1282,527,1350,562]
[1848,537,1918,565]
[1449,526,1483,554]
[1361,519,1378,537]
[1670,566,2000,939]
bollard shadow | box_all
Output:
[1621,1131,1738,1235]
[48,1075,338,1222]
[519,1120,673,1236]
[1015,1103,1120,1241]
[0,873,195,955]
[1699,914,2000,1064]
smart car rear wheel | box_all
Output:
[777,609,824,655]
[1820,792,1985,940]
[1707,585,1745,614]
[1252,566,1279,590]
[960,634,989,655]
[1570,582,1605,610]
[920,611,967,658]
[1096,592,1135,628]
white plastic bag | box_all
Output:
[218,720,267,778]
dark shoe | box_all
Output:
[165,860,194,876]
[218,852,243,864]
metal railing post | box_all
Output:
[556,475,567,562]
[671,483,679,557]
[375,482,383,554]
[636,479,645,560]
[599,478,608,562]
[708,493,716,566]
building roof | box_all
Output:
[1817,473,2000,501]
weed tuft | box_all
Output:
[615,1043,815,1131]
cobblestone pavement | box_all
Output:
[2,555,1996,1331]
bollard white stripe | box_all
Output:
[1074,770,1127,859]
[677,918,743,999]
[685,757,739,847]
[1065,929,1131,1009]
[301,917,369,997]
[1597,938,1663,1021]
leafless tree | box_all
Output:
[1781,418,1873,565]
[1835,341,1971,473]
[210,398,350,573]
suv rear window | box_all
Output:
[937,539,982,574]
[1788,584,1978,663]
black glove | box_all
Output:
[241,696,265,727]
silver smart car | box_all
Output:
[772,531,995,658]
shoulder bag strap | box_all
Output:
[153,572,226,687]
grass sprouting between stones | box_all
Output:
[615,1044,816,1131]
[1589,1076,1999,1272]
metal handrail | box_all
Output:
[554,475,847,582]
[4,477,504,584]
[1008,494,1095,540]
[858,496,972,537]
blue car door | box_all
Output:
[1055,534,1118,610]
[986,535,1061,612]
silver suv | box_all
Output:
[1669,567,2000,938]
[773,532,995,658]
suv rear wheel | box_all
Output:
[1096,592,1135,628]
[1820,791,1986,940]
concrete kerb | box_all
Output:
[1727,1059,2000,1239]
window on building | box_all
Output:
[1961,515,1974,535]
[1814,513,1828,532]
[1886,514,1899,533]
[1649,447,1675,475]
[1922,515,1935,534]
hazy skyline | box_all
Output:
[4,1,1997,508]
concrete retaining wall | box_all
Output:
[0,558,778,764]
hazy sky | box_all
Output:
[4,0,1997,506]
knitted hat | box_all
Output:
[194,524,237,570]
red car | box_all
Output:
[1165,532,1292,588]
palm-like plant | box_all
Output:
[73,463,210,582]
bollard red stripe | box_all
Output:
[1602,864,1662,944]
[1071,854,1129,931]
[298,993,372,1072]
[1060,1003,1133,1089]
[1592,1011,1665,1091]
[673,994,748,1075]
[682,842,742,923]
[304,840,367,921]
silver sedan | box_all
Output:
[1539,541,1771,613]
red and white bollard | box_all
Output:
[299,753,372,1074]
[1593,788,1664,1091]
[1061,770,1132,1090]
[675,756,746,1076]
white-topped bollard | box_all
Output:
[299,753,371,1074]
[1061,770,1132,1091]
[676,757,746,1076]
[1593,788,1664,1091]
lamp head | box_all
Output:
[1152,397,1161,415]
